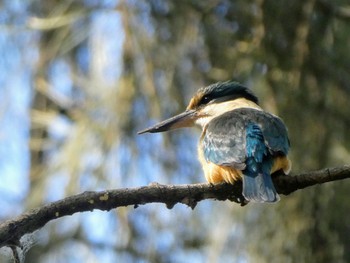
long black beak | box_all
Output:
[138,109,197,134]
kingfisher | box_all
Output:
[138,81,291,203]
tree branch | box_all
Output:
[1,165,350,250]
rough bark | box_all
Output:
[1,165,349,250]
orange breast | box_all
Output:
[197,143,242,184]
[203,162,243,184]
[271,155,292,174]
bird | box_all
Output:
[138,80,291,203]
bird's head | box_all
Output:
[138,81,260,134]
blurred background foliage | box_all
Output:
[0,0,350,262]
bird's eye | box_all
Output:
[201,96,211,105]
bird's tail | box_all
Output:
[242,157,279,203]
[242,123,280,203]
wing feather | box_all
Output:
[202,108,289,168]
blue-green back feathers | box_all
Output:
[202,108,289,202]
[243,123,278,202]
